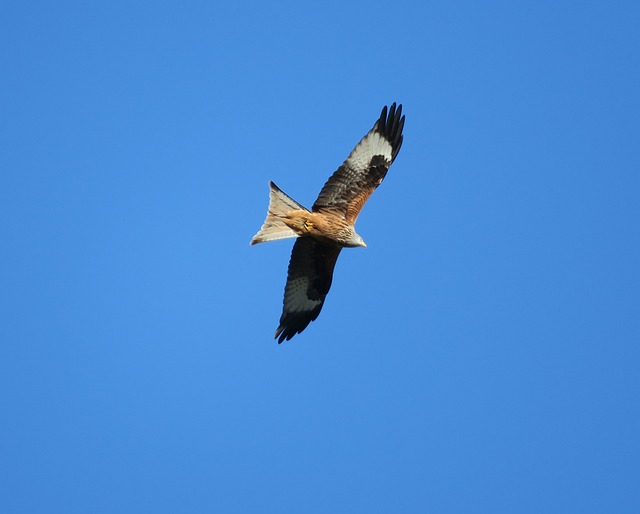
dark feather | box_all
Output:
[275,237,342,343]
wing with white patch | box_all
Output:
[312,103,405,223]
[275,237,342,343]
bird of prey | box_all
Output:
[251,103,405,343]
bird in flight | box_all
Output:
[251,103,405,343]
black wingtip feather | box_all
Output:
[376,102,405,162]
[275,311,318,343]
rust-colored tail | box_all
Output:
[250,182,308,245]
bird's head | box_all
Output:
[341,229,367,248]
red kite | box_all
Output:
[251,103,405,342]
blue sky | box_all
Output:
[1,1,639,512]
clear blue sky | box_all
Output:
[2,1,639,512]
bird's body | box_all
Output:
[276,207,365,248]
[251,103,405,342]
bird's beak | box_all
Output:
[360,241,367,248]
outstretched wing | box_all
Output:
[312,103,405,224]
[275,237,342,343]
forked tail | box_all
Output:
[250,181,308,245]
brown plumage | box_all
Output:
[251,103,405,342]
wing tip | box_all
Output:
[274,318,311,344]
[274,308,321,343]
[377,102,405,160]
[273,324,296,344]
[274,326,285,344]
